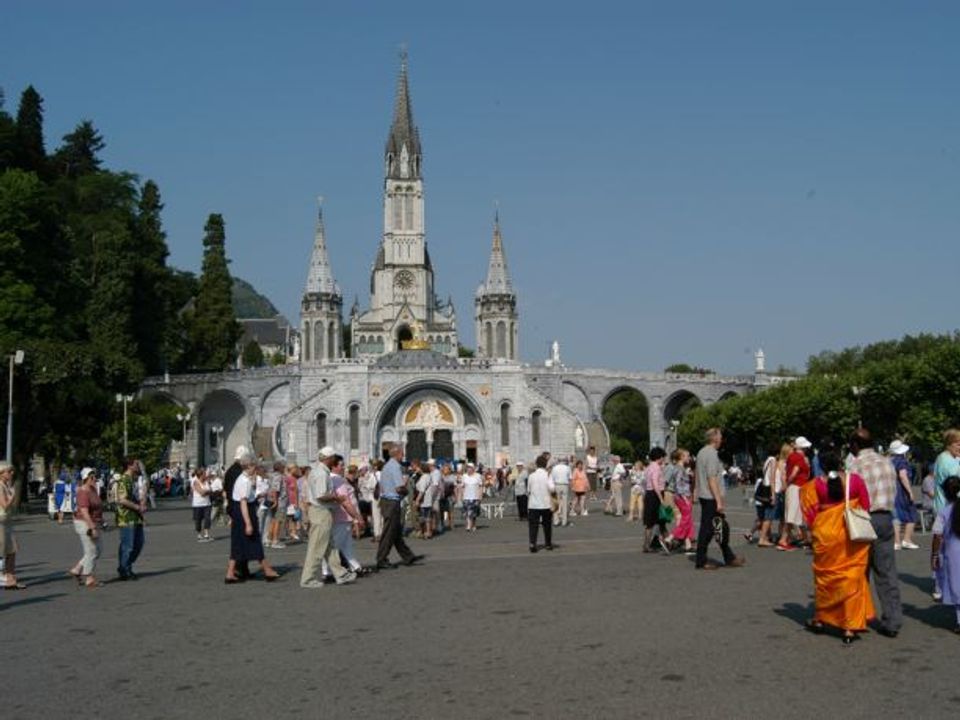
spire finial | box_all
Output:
[317,194,324,220]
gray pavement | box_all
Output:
[2,491,958,719]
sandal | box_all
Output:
[804,619,824,634]
[84,580,104,589]
[2,582,27,590]
[757,541,775,548]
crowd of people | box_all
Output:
[2,426,960,643]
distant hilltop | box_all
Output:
[232,277,279,319]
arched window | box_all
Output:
[327,323,336,360]
[303,323,311,361]
[496,321,507,358]
[484,322,493,357]
[316,412,327,449]
[314,321,323,361]
[500,402,510,447]
[349,405,360,450]
[531,410,542,447]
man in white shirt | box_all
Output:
[527,455,556,552]
[300,446,354,589]
[461,463,483,532]
[550,456,572,527]
[605,457,625,516]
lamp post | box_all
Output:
[116,393,134,457]
[212,424,224,469]
[669,419,680,452]
[851,386,865,429]
[176,411,191,467]
[6,350,25,464]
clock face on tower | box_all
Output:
[394,270,415,292]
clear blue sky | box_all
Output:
[4,1,958,374]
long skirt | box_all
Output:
[810,501,875,631]
[936,506,960,606]
[230,499,264,563]
[894,482,919,525]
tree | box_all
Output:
[602,389,650,459]
[188,214,240,370]
[51,120,104,179]
[241,340,265,368]
[0,88,16,171]
[457,344,475,358]
[131,180,174,374]
[14,86,46,175]
[665,363,714,374]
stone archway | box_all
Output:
[197,390,250,467]
[601,386,650,461]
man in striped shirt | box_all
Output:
[849,428,902,638]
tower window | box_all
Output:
[349,405,360,450]
[532,410,542,446]
[316,412,327,449]
[500,403,510,447]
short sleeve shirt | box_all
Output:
[696,445,725,500]
[934,452,960,512]
[114,474,142,527]
[786,451,810,487]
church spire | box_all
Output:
[481,210,513,295]
[304,197,339,296]
[385,48,422,179]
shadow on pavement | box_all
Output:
[898,572,933,594]
[902,602,955,631]
[0,592,68,612]
[773,601,813,627]
[128,565,195,580]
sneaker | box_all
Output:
[894,543,902,551]
[336,572,357,585]
[300,580,324,589]
[901,541,919,550]
[933,590,943,602]
[583,510,589,516]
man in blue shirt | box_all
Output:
[375,444,423,570]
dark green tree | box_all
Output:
[51,120,105,179]
[241,340,265,368]
[602,389,650,459]
[0,89,17,171]
[131,180,173,374]
[14,85,47,175]
[189,214,240,369]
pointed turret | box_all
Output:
[305,202,339,296]
[475,211,519,361]
[385,50,422,180]
[300,199,343,365]
[479,210,513,295]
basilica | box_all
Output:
[147,57,766,469]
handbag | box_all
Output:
[754,482,773,504]
[658,504,674,523]
[844,473,877,543]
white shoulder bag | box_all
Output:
[844,472,877,543]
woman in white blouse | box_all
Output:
[527,455,556,552]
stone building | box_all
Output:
[145,56,769,469]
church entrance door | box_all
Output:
[433,429,454,461]
[406,430,427,462]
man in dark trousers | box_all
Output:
[375,444,423,570]
[223,445,249,577]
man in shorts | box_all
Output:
[782,436,812,549]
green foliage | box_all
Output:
[457,344,475,358]
[242,340,265,368]
[92,397,182,468]
[14,86,46,175]
[665,363,714,374]
[51,120,104,179]
[270,349,287,366]
[232,277,279,318]
[0,89,16,171]
[681,333,960,463]
[189,214,240,370]
[609,436,636,462]
[602,389,650,459]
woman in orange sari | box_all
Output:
[800,450,874,644]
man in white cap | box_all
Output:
[300,446,354,588]
[781,436,813,550]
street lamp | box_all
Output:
[669,419,680,452]
[212,424,225,468]
[5,350,25,464]
[851,386,865,429]
[116,393,134,457]
[176,410,191,443]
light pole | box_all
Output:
[176,410,191,467]
[6,350,25,464]
[116,393,134,457]
[669,419,680,452]
[851,386,865,429]
[212,424,224,469]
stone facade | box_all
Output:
[142,56,770,469]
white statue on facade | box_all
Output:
[575,425,585,448]
[755,348,766,373]
[552,340,561,366]
[292,334,301,361]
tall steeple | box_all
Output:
[385,49,422,180]
[300,198,343,365]
[481,210,513,294]
[475,211,519,361]
[305,200,338,295]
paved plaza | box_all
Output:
[2,493,959,719]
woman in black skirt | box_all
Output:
[225,457,280,584]
[642,447,669,553]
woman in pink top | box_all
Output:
[642,448,668,553]
[571,461,590,516]
[69,468,104,588]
